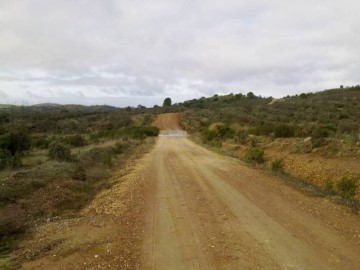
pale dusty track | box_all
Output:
[142,137,359,270]
[143,113,360,269]
[152,113,181,130]
[16,113,360,269]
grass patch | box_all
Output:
[0,136,155,258]
[244,147,265,164]
[280,172,360,211]
[335,176,358,199]
[91,126,159,140]
[0,256,10,270]
[270,159,284,172]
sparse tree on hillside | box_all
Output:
[247,92,256,99]
[163,97,172,107]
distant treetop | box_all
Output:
[163,97,172,107]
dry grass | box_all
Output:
[0,136,156,259]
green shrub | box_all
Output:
[312,126,330,139]
[63,134,87,147]
[249,123,272,136]
[72,164,86,181]
[202,130,217,143]
[345,132,359,145]
[32,136,51,149]
[202,125,235,144]
[133,126,160,138]
[271,159,284,172]
[324,180,334,191]
[0,150,22,170]
[274,123,295,138]
[335,176,358,199]
[248,136,259,147]
[0,210,26,240]
[0,132,31,156]
[82,147,113,167]
[0,112,10,124]
[48,142,72,161]
[113,142,126,154]
[92,126,159,140]
[0,149,11,170]
[311,137,326,149]
[251,122,295,138]
[10,153,22,169]
[235,129,248,144]
[244,147,265,164]
[216,125,235,139]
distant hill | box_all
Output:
[31,103,118,111]
[32,103,63,107]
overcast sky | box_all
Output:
[0,0,359,107]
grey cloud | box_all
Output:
[0,90,9,100]
[0,0,359,106]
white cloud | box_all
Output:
[0,0,359,106]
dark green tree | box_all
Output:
[0,112,10,124]
[163,97,172,107]
[246,92,256,99]
[0,132,31,156]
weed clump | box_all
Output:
[0,132,31,156]
[0,149,11,170]
[48,142,72,161]
[323,179,335,192]
[63,134,87,147]
[271,159,284,172]
[335,176,358,199]
[244,147,265,164]
[72,164,87,181]
[235,129,248,144]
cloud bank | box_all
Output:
[0,0,359,106]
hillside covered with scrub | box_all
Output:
[179,86,360,201]
[180,86,360,141]
[0,104,159,260]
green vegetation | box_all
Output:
[201,124,235,146]
[179,85,360,203]
[335,176,358,199]
[180,86,360,142]
[90,126,159,140]
[163,97,172,107]
[271,159,284,172]
[323,180,335,192]
[48,142,72,161]
[323,176,359,199]
[62,134,87,147]
[244,147,265,164]
[0,132,31,156]
[0,104,159,259]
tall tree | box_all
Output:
[163,97,172,107]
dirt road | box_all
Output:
[16,113,360,269]
[152,113,182,130]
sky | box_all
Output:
[0,0,359,107]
